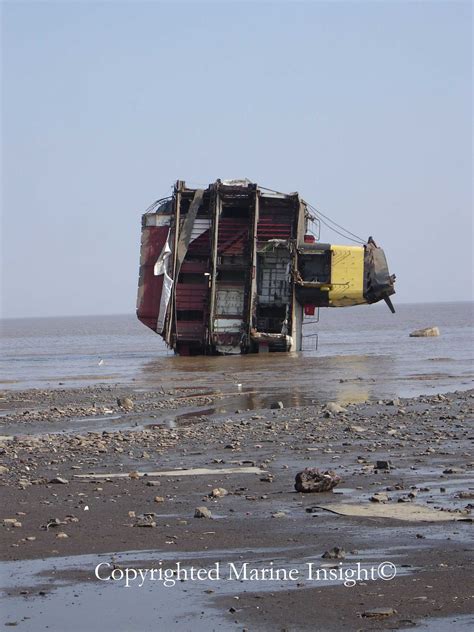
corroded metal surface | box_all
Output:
[137,180,395,355]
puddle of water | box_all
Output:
[73,414,122,424]
[1,544,416,630]
[398,614,474,631]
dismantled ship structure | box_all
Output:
[137,179,396,355]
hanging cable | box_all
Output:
[314,215,365,244]
[307,203,365,244]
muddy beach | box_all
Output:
[0,382,473,631]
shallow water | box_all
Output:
[0,545,416,632]
[1,302,472,399]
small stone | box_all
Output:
[56,532,68,539]
[409,327,440,337]
[117,397,134,411]
[376,460,391,470]
[209,488,228,498]
[322,547,345,560]
[443,467,465,474]
[128,471,140,479]
[347,425,367,433]
[456,492,474,499]
[0,465,9,474]
[49,477,69,485]
[271,511,287,518]
[26,536,36,541]
[325,402,347,414]
[370,492,389,503]
[154,496,165,503]
[270,401,284,410]
[194,507,213,519]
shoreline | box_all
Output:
[0,383,473,630]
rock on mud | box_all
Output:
[270,401,284,410]
[322,547,345,559]
[209,488,228,498]
[409,327,440,337]
[49,477,69,485]
[117,397,134,410]
[194,506,213,519]
[294,468,341,493]
[370,492,389,503]
[325,402,347,414]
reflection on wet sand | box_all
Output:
[138,353,390,407]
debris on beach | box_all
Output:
[49,476,69,484]
[74,466,265,480]
[324,402,347,414]
[361,608,397,619]
[0,382,472,630]
[294,468,341,493]
[316,503,469,522]
[322,546,345,559]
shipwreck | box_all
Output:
[137,179,395,355]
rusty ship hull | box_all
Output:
[137,179,395,355]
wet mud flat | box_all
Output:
[0,385,473,631]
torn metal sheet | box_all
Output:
[73,466,266,479]
[316,503,468,522]
[153,235,173,334]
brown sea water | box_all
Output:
[1,302,472,400]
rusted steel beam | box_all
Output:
[164,181,183,346]
[207,183,220,350]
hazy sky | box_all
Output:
[2,0,472,318]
